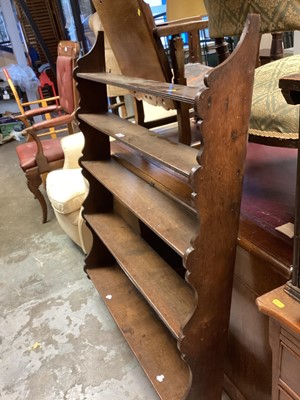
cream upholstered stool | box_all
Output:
[47,14,135,253]
[46,132,92,253]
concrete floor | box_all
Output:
[0,138,231,400]
[0,139,158,400]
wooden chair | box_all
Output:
[3,57,71,139]
[3,68,31,128]
[4,67,66,139]
[15,40,80,223]
[203,0,300,148]
[92,0,210,145]
[38,70,60,111]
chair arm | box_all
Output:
[61,131,85,169]
[24,127,51,174]
[30,113,74,131]
[154,17,209,67]
[21,96,60,107]
[18,96,62,122]
[19,105,62,121]
[154,17,208,37]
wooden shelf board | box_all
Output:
[82,158,197,256]
[85,212,195,338]
[87,265,190,400]
[111,142,195,212]
[76,71,202,104]
[79,112,198,178]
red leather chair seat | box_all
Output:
[16,138,64,171]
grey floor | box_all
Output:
[0,139,230,400]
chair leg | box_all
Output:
[177,102,192,145]
[214,37,230,64]
[26,170,48,223]
[67,122,74,134]
[133,99,146,126]
[270,32,284,60]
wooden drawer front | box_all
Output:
[280,341,300,398]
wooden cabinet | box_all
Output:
[74,15,259,400]
[257,286,300,400]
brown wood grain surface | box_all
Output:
[78,112,198,176]
[82,158,197,256]
[76,72,202,105]
[85,212,195,338]
[75,9,261,400]
[87,266,191,400]
[257,286,300,336]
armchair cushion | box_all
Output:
[46,168,86,214]
[249,54,300,140]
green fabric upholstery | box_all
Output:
[250,54,300,140]
[204,0,300,37]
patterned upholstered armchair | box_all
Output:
[204,0,299,46]
[204,0,300,147]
